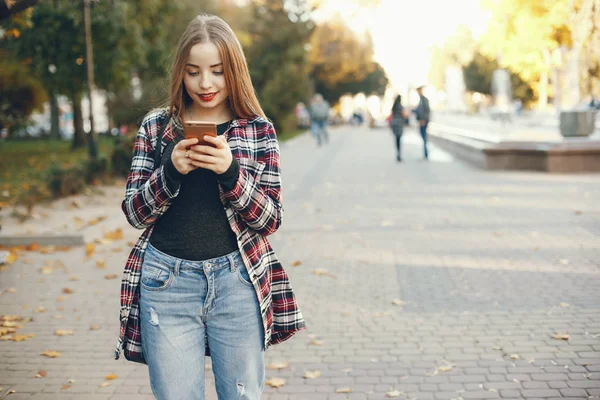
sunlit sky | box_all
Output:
[313,0,491,94]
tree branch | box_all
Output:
[0,0,39,21]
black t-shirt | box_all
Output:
[149,121,240,261]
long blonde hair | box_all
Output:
[168,14,266,120]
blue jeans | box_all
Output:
[311,119,328,145]
[419,121,429,159]
[140,244,264,400]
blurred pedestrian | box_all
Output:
[415,86,430,160]
[117,13,305,400]
[390,95,409,162]
[309,93,330,146]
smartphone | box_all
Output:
[183,121,217,147]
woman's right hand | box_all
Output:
[171,138,200,175]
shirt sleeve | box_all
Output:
[220,122,283,236]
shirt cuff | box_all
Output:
[217,156,240,192]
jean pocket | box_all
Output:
[141,260,174,291]
[235,263,253,287]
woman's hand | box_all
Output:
[171,138,200,175]
[187,135,233,175]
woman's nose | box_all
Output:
[200,73,212,90]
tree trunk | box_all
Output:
[49,91,60,140]
[71,92,86,149]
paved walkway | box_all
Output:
[1,125,599,400]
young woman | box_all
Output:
[390,95,408,162]
[115,14,306,400]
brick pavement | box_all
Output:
[1,125,599,399]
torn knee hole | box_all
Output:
[148,307,159,325]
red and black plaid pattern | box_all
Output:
[115,110,306,363]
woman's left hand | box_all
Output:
[187,135,233,175]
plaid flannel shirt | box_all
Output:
[115,110,306,363]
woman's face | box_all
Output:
[183,41,229,114]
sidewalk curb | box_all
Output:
[0,234,85,247]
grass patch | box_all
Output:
[278,128,306,142]
[0,136,115,205]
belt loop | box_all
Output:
[174,259,181,276]
[228,253,236,272]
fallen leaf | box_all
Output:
[6,287,17,293]
[99,381,111,387]
[40,266,54,275]
[336,388,352,393]
[303,370,321,379]
[35,371,47,378]
[90,324,101,331]
[41,350,61,358]
[96,260,106,269]
[265,377,285,388]
[391,299,406,306]
[34,306,46,313]
[104,274,118,280]
[105,374,118,380]
[61,385,71,390]
[437,365,453,372]
[68,275,79,281]
[55,330,74,336]
[56,297,64,302]
[290,260,302,267]
[11,333,35,342]
[85,243,95,258]
[4,252,17,265]
[310,339,324,346]
[62,288,74,294]
[386,389,403,397]
[552,333,570,341]
[510,354,520,360]
[312,268,336,278]
[266,361,289,370]
[104,228,123,241]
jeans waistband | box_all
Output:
[145,243,241,271]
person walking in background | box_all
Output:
[309,93,330,146]
[117,13,305,400]
[390,95,408,162]
[415,86,430,160]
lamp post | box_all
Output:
[83,0,98,160]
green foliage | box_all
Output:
[0,53,47,132]
[110,134,136,177]
[464,51,535,106]
[428,25,477,90]
[245,0,313,128]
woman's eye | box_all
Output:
[213,71,224,76]
[187,71,199,76]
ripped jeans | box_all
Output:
[140,244,265,400]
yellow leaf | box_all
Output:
[54,330,74,336]
[290,260,302,267]
[104,274,118,280]
[386,389,403,397]
[510,354,520,360]
[437,365,453,372]
[266,361,289,370]
[552,333,570,341]
[61,384,71,390]
[90,324,101,331]
[62,288,74,294]
[104,228,123,241]
[105,374,118,380]
[310,339,324,346]
[35,371,47,378]
[99,381,111,387]
[303,370,321,379]
[265,377,285,388]
[11,333,35,341]
[85,243,95,258]
[41,350,61,358]
[96,260,105,269]
[336,388,352,393]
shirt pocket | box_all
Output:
[237,157,266,181]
